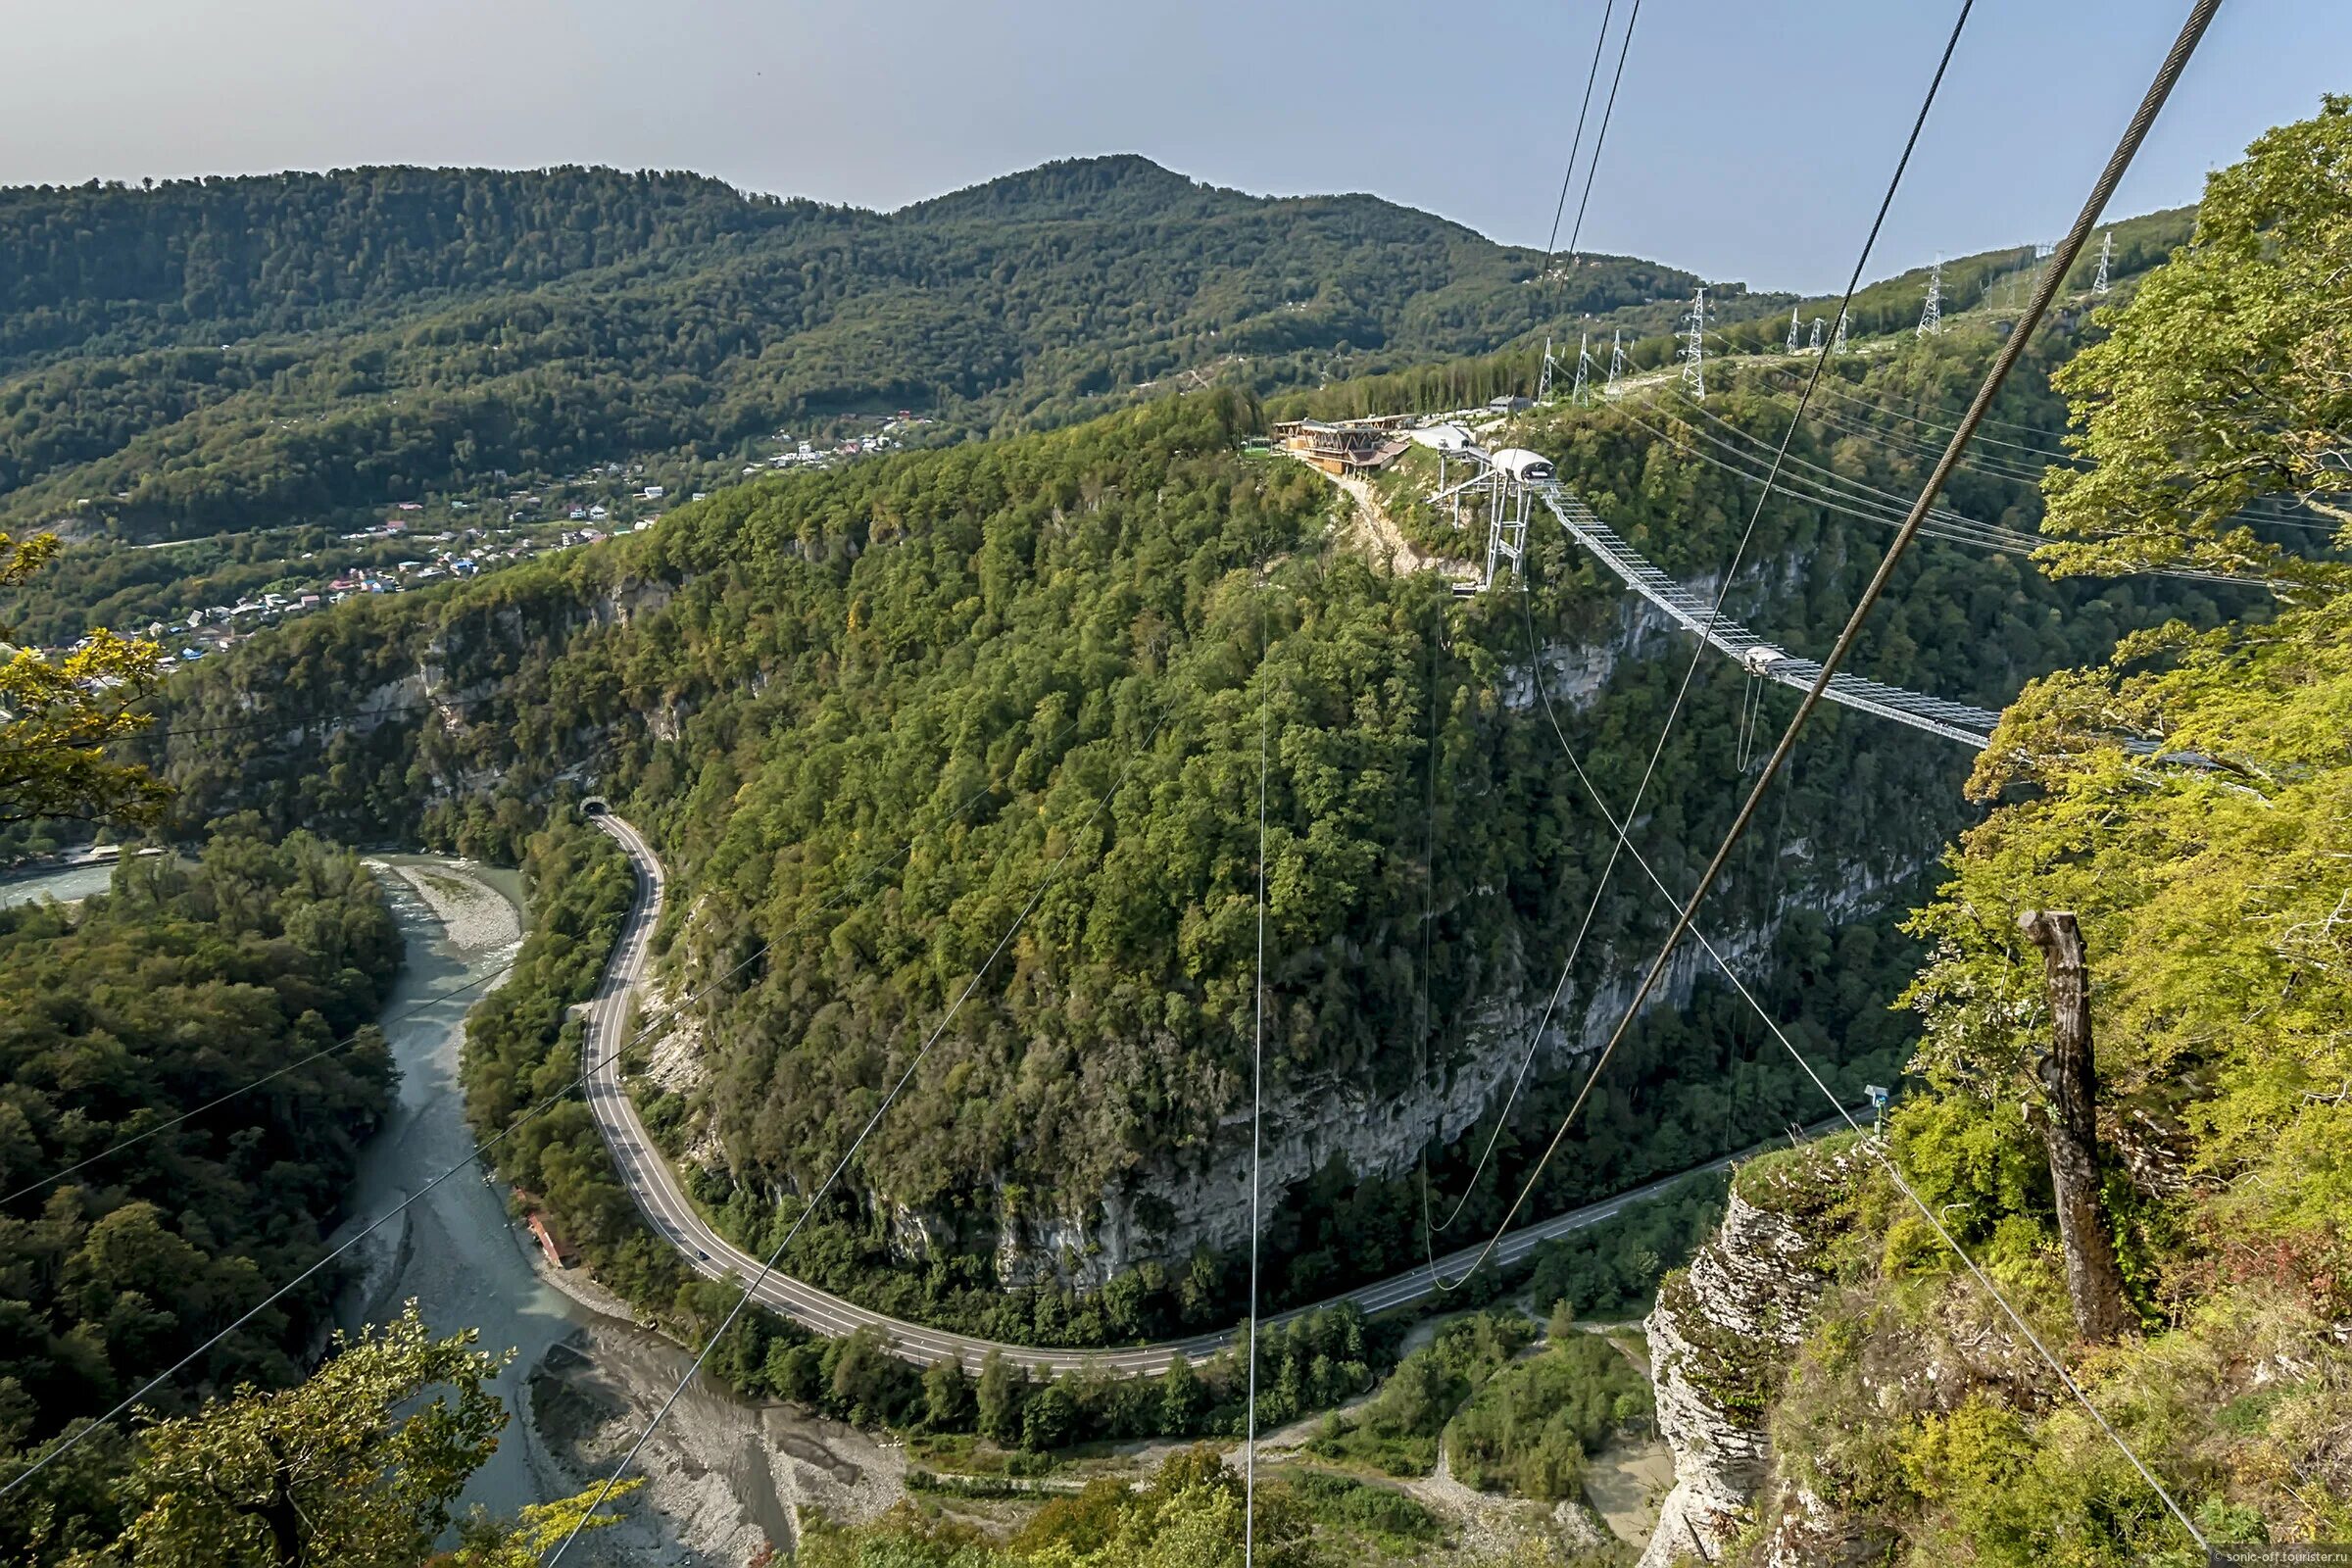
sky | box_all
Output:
[2,0,2344,293]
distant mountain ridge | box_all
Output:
[0,156,1712,541]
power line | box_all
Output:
[544,706,1176,1565]
[1446,1,2224,1547]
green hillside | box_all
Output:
[125,286,2234,1346]
[0,157,1710,546]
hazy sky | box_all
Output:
[3,1,2343,292]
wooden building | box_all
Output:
[1272,416,1413,475]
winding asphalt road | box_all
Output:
[580,812,1811,1374]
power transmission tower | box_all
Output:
[1680,286,1707,400]
[1786,305,1801,356]
[1571,330,1592,406]
[1807,316,1825,353]
[2092,229,2112,296]
[1537,335,1555,401]
[1917,257,1942,337]
[1605,328,1626,393]
[1832,310,1848,356]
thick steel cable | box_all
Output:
[1563,0,1643,260]
[547,709,1176,1565]
[1243,591,1271,1568]
[1538,0,1617,268]
[1516,603,2210,1562]
[1417,0,1974,1262]
[1446,0,2224,1544]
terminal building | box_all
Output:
[1271,416,1414,475]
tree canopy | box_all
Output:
[2040,96,2352,597]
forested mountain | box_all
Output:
[126,291,2235,1345]
[0,157,1728,546]
[0,826,400,1513]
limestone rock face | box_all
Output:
[1638,1181,1838,1568]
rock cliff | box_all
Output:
[1638,1144,1858,1568]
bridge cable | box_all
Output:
[1511,561,2215,1562]
[1436,0,2223,1546]
[1563,0,1643,259]
[1740,364,2338,531]
[1537,0,1617,267]
[544,708,1176,1566]
[1728,332,2322,529]
[1615,394,2260,589]
[1417,0,1975,1261]
[1593,404,2037,559]
[1626,396,2042,549]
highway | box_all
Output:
[580,812,1819,1374]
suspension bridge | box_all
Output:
[1425,440,2003,750]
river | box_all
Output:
[337,858,593,1528]
[343,857,807,1561]
[0,860,117,909]
[6,852,813,1563]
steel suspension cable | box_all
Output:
[1538,0,1617,269]
[1563,0,1642,259]
[1243,588,1272,1568]
[1445,0,2225,1544]
[1516,571,2212,1564]
[1416,0,1976,1264]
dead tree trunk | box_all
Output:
[2019,909,2132,1345]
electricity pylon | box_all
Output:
[1917,257,1942,337]
[1605,328,1626,393]
[1786,306,1801,356]
[1807,317,1825,353]
[1832,310,1849,356]
[1538,335,1555,401]
[1680,286,1707,400]
[2092,230,2112,296]
[1571,330,1592,405]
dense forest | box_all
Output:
[0,157,1730,549]
[0,825,402,1559]
[124,281,2241,1346]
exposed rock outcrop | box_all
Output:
[1639,1147,1858,1568]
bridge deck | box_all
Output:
[1535,483,2000,750]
